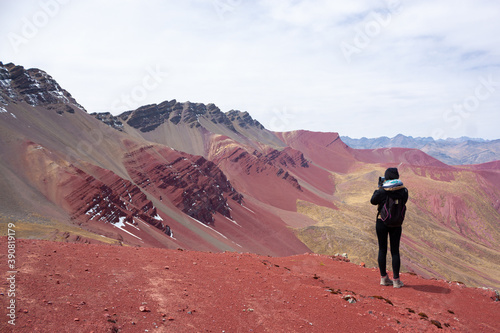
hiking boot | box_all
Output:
[380,275,393,286]
[393,278,404,288]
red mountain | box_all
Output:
[1,61,500,294]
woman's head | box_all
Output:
[385,167,399,180]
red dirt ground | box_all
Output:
[1,237,499,333]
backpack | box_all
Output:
[379,190,406,227]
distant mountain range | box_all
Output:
[1,61,500,290]
[341,134,500,165]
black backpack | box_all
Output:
[379,190,406,227]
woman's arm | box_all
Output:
[370,188,385,205]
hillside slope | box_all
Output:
[0,237,499,333]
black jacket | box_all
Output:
[370,187,409,218]
[371,168,409,219]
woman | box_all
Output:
[370,167,408,288]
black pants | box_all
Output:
[376,219,402,279]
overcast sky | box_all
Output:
[1,0,499,139]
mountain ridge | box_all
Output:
[342,134,500,165]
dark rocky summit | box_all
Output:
[227,109,265,130]
[0,62,85,113]
[97,99,265,134]
[90,112,124,131]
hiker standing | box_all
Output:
[370,167,408,288]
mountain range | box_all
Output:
[1,61,500,292]
[341,134,500,165]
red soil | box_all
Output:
[1,237,498,333]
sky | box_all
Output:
[1,0,499,140]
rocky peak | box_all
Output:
[104,100,268,135]
[226,110,264,130]
[0,61,85,113]
[116,99,238,133]
[90,112,124,131]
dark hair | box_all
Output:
[384,167,399,180]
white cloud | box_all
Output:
[0,0,499,139]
